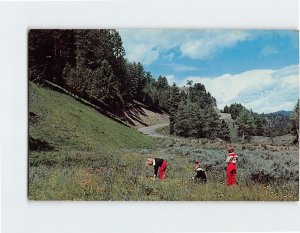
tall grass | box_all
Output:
[29,148,299,201]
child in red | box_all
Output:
[225,145,238,186]
[146,158,167,180]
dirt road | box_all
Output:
[138,123,170,138]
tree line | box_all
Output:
[29,29,169,116]
[222,101,299,143]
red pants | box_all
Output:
[158,161,167,180]
[226,163,237,186]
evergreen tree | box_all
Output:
[61,29,126,113]
[229,103,247,120]
[140,72,157,108]
[156,75,169,89]
[291,100,299,143]
[186,80,193,88]
[236,109,255,141]
[263,117,277,144]
[154,76,170,111]
[188,83,206,106]
[203,107,221,139]
[260,113,292,139]
[136,62,147,101]
[168,83,181,134]
[255,116,265,136]
[171,82,220,138]
[219,120,231,141]
[223,105,230,113]
[29,29,76,85]
[125,62,140,101]
[173,102,206,138]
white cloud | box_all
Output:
[179,64,299,113]
[165,75,176,85]
[119,29,180,64]
[119,29,254,64]
[162,53,175,61]
[171,64,200,72]
[259,45,278,57]
[126,43,160,65]
[179,30,252,59]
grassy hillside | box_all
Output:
[28,83,156,200]
[29,82,155,152]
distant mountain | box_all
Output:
[271,110,293,117]
[260,110,293,118]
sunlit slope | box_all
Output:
[29,83,155,153]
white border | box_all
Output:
[0,1,299,233]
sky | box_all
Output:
[119,29,299,113]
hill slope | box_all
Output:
[29,82,155,153]
[270,110,293,117]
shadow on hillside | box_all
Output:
[29,112,39,124]
[37,81,166,128]
[40,81,131,128]
[122,101,149,127]
[29,135,55,152]
[122,101,166,127]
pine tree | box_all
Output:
[263,117,276,144]
[255,116,265,136]
[125,62,140,101]
[173,102,206,138]
[155,76,170,111]
[229,103,246,120]
[219,120,231,141]
[203,107,221,139]
[236,109,255,141]
[59,29,127,113]
[168,83,181,134]
[29,29,76,85]
[223,105,230,113]
[291,100,299,143]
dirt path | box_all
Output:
[138,123,171,138]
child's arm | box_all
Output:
[154,165,159,177]
[225,155,230,163]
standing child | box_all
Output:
[225,145,238,186]
[146,158,168,180]
[193,161,207,183]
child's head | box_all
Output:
[193,161,200,170]
[227,144,234,153]
[146,158,154,166]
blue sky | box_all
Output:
[119,29,299,113]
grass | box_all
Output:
[29,149,298,201]
[29,82,155,152]
[155,125,170,136]
[28,83,299,201]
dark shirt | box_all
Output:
[195,168,207,183]
[154,158,164,176]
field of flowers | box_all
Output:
[29,137,299,201]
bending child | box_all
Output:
[193,161,207,183]
[146,157,168,180]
